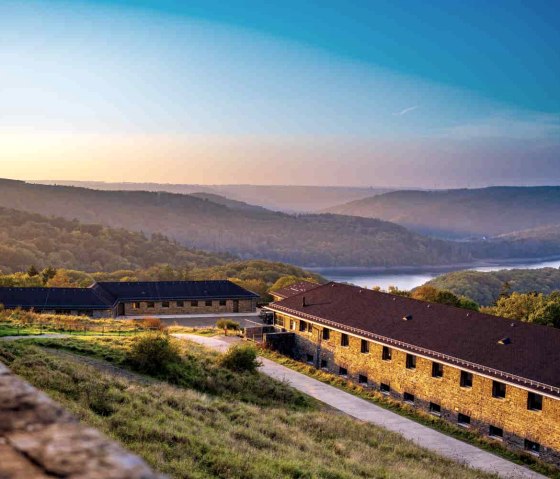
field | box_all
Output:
[0,334,498,479]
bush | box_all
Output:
[216,319,240,335]
[126,332,182,376]
[219,344,261,373]
[135,317,163,330]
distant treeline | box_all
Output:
[424,267,560,306]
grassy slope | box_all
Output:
[0,337,497,479]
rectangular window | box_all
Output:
[358,374,368,385]
[458,413,470,426]
[132,302,140,309]
[432,362,444,378]
[527,392,543,411]
[147,302,155,309]
[161,301,170,308]
[382,346,392,361]
[307,322,313,333]
[219,300,226,306]
[275,316,285,327]
[306,354,314,364]
[290,319,296,330]
[360,339,369,353]
[341,333,349,347]
[489,425,503,439]
[460,371,473,388]
[320,359,328,369]
[429,402,441,415]
[339,366,348,377]
[403,392,415,404]
[380,383,390,394]
[492,381,506,399]
[524,439,540,454]
[205,300,212,307]
[176,300,184,307]
[322,327,330,340]
[191,300,198,307]
[299,320,307,332]
[406,354,416,369]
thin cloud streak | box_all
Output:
[393,106,418,116]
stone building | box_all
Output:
[265,282,560,466]
[0,280,258,317]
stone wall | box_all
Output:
[0,361,164,479]
[276,312,560,467]
[123,298,256,316]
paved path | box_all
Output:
[173,334,546,479]
[0,333,69,341]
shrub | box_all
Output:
[219,344,260,373]
[127,332,182,376]
[216,319,240,335]
[136,317,164,330]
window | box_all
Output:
[320,359,328,369]
[162,301,170,308]
[458,413,470,426]
[492,381,506,399]
[341,333,349,347]
[289,319,296,330]
[429,402,441,415]
[147,302,155,308]
[380,383,390,394]
[191,300,198,307]
[360,339,369,353]
[489,425,503,439]
[382,346,392,361]
[524,439,540,454]
[322,328,330,340]
[219,300,226,306]
[358,374,368,385]
[527,392,542,411]
[205,300,212,307]
[176,300,184,307]
[406,354,416,369]
[460,371,473,388]
[132,302,140,309]
[432,362,443,378]
[403,392,415,404]
[306,354,314,364]
[307,322,313,333]
[275,316,285,327]
[299,320,307,332]
[339,366,348,377]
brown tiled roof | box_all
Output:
[270,280,321,300]
[267,282,560,397]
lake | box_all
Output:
[311,258,560,291]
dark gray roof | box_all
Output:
[271,280,320,299]
[268,282,560,397]
[0,280,258,311]
[95,280,259,302]
[0,287,110,310]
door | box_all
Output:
[233,300,239,313]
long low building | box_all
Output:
[0,280,259,317]
[265,281,560,466]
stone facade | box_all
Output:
[0,361,164,479]
[275,312,560,467]
[123,298,256,316]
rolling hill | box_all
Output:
[325,186,560,238]
[0,179,475,267]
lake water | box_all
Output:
[311,258,560,291]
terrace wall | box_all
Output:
[123,298,255,316]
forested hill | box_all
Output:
[325,186,560,238]
[0,206,231,274]
[424,267,560,306]
[0,179,475,267]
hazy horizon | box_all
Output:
[1,0,559,187]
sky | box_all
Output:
[0,0,559,188]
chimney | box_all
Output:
[302,296,307,307]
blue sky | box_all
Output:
[1,0,558,186]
